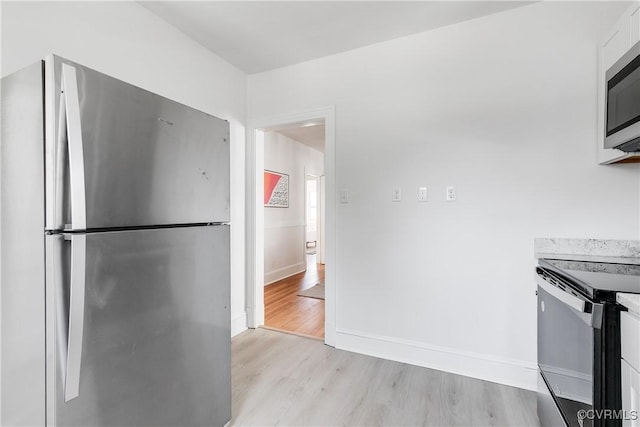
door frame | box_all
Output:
[246,106,336,346]
[304,172,321,267]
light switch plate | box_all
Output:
[340,189,349,203]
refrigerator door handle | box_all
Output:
[61,63,87,230]
[65,234,86,401]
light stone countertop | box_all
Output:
[535,238,640,265]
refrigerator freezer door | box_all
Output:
[45,226,231,427]
[45,56,230,231]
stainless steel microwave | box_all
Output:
[604,41,640,152]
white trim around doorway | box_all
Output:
[246,106,336,346]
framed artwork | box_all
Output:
[264,170,289,208]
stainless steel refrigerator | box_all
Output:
[1,55,231,426]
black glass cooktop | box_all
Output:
[539,258,640,300]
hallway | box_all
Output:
[264,252,325,339]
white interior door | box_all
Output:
[305,175,318,248]
[319,175,326,265]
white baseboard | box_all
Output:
[335,328,537,391]
[231,311,248,337]
[264,262,306,286]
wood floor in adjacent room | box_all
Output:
[231,328,541,426]
[264,253,325,339]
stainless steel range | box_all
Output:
[536,259,640,427]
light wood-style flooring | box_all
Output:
[231,328,540,426]
[264,254,325,339]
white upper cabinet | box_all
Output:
[597,3,640,165]
[603,25,629,70]
[630,5,640,47]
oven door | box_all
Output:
[536,271,603,427]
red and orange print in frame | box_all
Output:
[264,170,289,208]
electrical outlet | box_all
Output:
[446,186,456,202]
[392,187,402,202]
[418,187,427,202]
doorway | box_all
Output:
[246,107,335,346]
[261,129,325,338]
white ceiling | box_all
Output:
[267,123,326,153]
[140,1,532,148]
[140,1,532,74]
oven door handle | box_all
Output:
[536,274,586,312]
[535,273,603,329]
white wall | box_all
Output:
[248,2,640,390]
[0,1,248,336]
[264,131,324,285]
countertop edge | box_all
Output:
[534,238,640,261]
